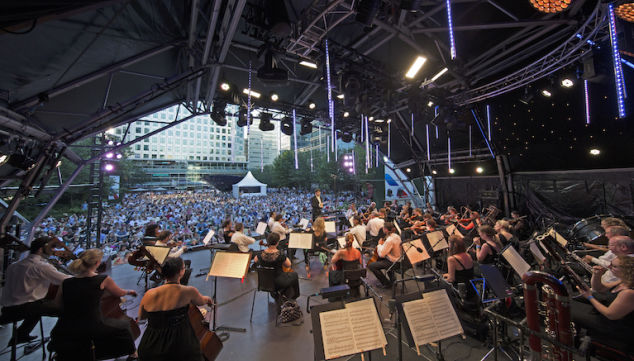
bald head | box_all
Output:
[609,236,634,256]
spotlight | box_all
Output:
[369,116,374,121]
[337,94,344,99]
[299,60,317,69]
[211,99,228,126]
[427,101,434,107]
[432,169,437,175]
[236,107,251,127]
[0,154,7,165]
[430,67,449,82]
[476,167,484,174]
[383,156,388,162]
[406,168,411,173]
[356,0,380,26]
[105,152,114,159]
[107,140,114,146]
[259,112,275,131]
[56,161,62,168]
[589,148,601,156]
[280,116,294,136]
[300,118,313,135]
[220,82,230,91]
[541,90,552,97]
[104,164,115,172]
[561,79,574,88]
[387,118,391,123]
[405,56,427,79]
[270,93,279,101]
[308,101,316,109]
[242,89,261,98]
[374,119,385,123]
[116,154,123,159]
[343,111,350,118]
[449,168,455,174]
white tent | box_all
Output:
[232,171,267,197]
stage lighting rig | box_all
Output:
[259,112,275,131]
[280,116,294,135]
[211,100,228,126]
[237,107,252,127]
[300,118,313,135]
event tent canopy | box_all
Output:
[232,171,267,198]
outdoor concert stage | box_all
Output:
[0,250,491,361]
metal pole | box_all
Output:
[496,155,510,218]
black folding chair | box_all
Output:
[250,266,279,324]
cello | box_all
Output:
[188,304,223,361]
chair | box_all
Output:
[250,266,279,323]
[342,268,367,298]
[0,314,47,361]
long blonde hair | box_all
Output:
[68,248,103,275]
[313,217,325,237]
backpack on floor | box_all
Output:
[278,298,302,324]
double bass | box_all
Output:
[188,304,223,361]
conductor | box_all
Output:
[310,189,324,221]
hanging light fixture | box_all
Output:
[529,0,572,13]
[615,1,634,22]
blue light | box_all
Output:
[608,4,626,118]
[426,124,431,161]
[325,39,337,160]
[575,33,596,46]
[446,0,456,59]
[470,109,495,158]
[486,104,491,141]
[584,80,590,124]
[447,136,451,170]
[293,109,298,169]
[622,58,634,70]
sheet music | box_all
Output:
[207,251,251,279]
[325,221,336,234]
[529,242,546,263]
[144,246,171,264]
[404,239,430,265]
[202,230,215,245]
[501,245,531,277]
[549,228,568,247]
[299,218,310,230]
[393,221,402,235]
[337,237,360,250]
[288,233,313,249]
[256,222,268,235]
[345,298,387,352]
[402,289,463,347]
[320,309,357,359]
[427,231,448,251]
[445,224,462,237]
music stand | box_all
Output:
[207,250,251,334]
[470,264,512,304]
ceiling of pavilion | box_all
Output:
[0,0,632,184]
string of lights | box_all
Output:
[446,0,456,60]
[324,39,336,160]
[607,4,626,118]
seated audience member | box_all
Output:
[253,233,300,299]
[1,237,69,345]
[138,257,213,361]
[49,249,137,361]
[329,234,363,287]
[143,223,160,245]
[573,256,634,351]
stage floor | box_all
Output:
[0,250,498,361]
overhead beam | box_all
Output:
[186,0,200,109]
[193,0,222,110]
[411,19,577,33]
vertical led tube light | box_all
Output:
[260,135,264,171]
[387,120,391,158]
[584,80,591,124]
[327,135,330,162]
[486,104,491,141]
[608,4,626,118]
[446,0,456,60]
[448,136,451,170]
[375,144,379,167]
[365,116,369,174]
[426,124,431,161]
[352,149,356,175]
[247,61,252,136]
[293,109,298,169]
[411,113,414,137]
[469,125,472,157]
[360,114,364,142]
[325,39,337,159]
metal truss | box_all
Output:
[451,1,608,106]
[286,0,355,58]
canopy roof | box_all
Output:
[233,171,266,187]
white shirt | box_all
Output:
[347,224,367,246]
[377,233,402,263]
[271,221,289,241]
[155,240,185,258]
[367,217,385,237]
[231,231,256,253]
[267,217,275,230]
[1,254,70,307]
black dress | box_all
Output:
[259,250,300,299]
[49,275,135,361]
[138,306,202,361]
[480,242,500,264]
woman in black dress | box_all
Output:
[472,225,502,265]
[49,249,138,361]
[138,257,213,361]
[443,236,476,299]
[254,233,300,299]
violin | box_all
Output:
[188,304,223,361]
[366,237,384,266]
[47,237,78,263]
[128,246,163,275]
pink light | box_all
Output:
[104,164,115,172]
[105,152,114,159]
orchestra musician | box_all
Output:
[509,211,529,240]
[346,216,366,247]
[253,233,300,300]
[230,223,256,253]
[362,202,377,223]
[156,230,192,285]
[267,211,277,230]
[584,235,634,285]
[310,189,324,221]
[329,233,363,287]
[583,226,630,270]
[573,255,634,352]
[138,257,213,361]
[365,211,385,247]
[472,225,503,265]
[0,237,70,346]
[495,220,519,249]
[49,249,137,361]
[443,236,475,297]
[271,214,293,258]
[305,217,327,278]
[221,219,234,244]
[368,223,403,289]
[440,207,459,224]
[143,224,160,245]
[345,203,358,220]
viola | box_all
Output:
[188,304,223,361]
